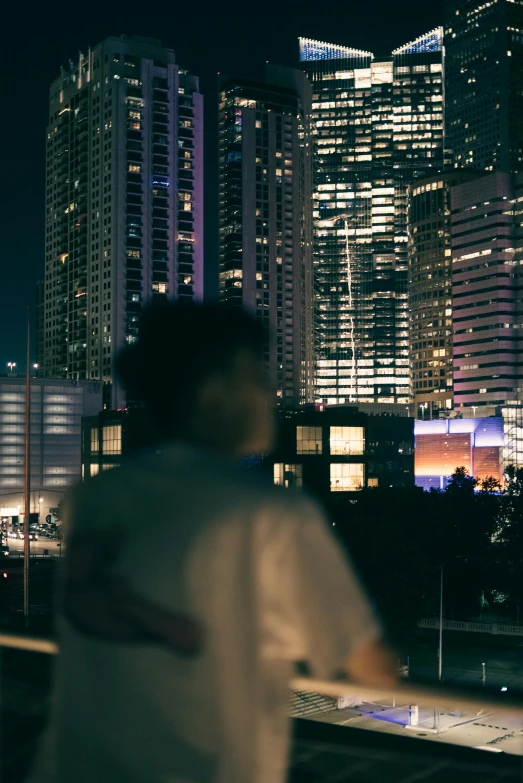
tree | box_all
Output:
[493,466,523,622]
[444,466,478,496]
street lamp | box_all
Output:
[7,362,16,375]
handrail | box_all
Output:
[0,633,58,655]
[1,633,522,719]
[291,676,523,718]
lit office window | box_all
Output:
[91,427,99,454]
[330,463,364,492]
[102,425,122,455]
[273,463,303,489]
[90,464,99,477]
[296,426,322,454]
[330,426,365,455]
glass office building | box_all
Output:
[444,0,523,173]
[299,30,445,405]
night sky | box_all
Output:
[0,0,442,371]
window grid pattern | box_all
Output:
[330,463,364,491]
[102,424,122,455]
[274,463,303,489]
[329,426,365,455]
[296,426,323,454]
[91,427,99,454]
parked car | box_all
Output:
[17,529,39,541]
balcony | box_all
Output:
[2,630,522,782]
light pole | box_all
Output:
[438,564,444,681]
[7,362,16,375]
[23,306,31,624]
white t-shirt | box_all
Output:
[31,443,379,783]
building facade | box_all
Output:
[414,416,504,489]
[263,406,414,505]
[451,172,523,410]
[0,377,102,517]
[43,36,203,407]
[444,0,523,173]
[299,29,445,407]
[408,170,481,419]
[218,65,314,406]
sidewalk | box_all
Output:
[303,699,523,754]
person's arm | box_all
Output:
[260,496,397,685]
[344,639,397,688]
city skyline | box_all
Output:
[0,0,442,370]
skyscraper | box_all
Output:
[43,36,203,407]
[444,0,523,173]
[300,30,445,406]
[451,171,523,411]
[408,170,480,419]
[218,65,314,406]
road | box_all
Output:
[5,536,63,558]
[400,629,523,691]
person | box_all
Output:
[30,302,396,783]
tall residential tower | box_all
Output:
[300,30,445,406]
[43,36,203,406]
[218,65,314,406]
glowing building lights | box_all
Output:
[302,31,445,405]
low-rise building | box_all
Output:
[266,406,414,503]
[0,377,103,521]
[414,417,504,490]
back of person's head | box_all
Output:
[118,301,271,449]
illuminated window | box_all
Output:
[102,425,122,455]
[152,283,167,294]
[90,463,99,477]
[296,426,322,454]
[368,477,379,487]
[274,463,303,489]
[90,427,99,454]
[128,164,141,173]
[330,463,364,492]
[330,426,365,455]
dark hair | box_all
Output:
[117,301,267,431]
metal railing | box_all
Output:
[419,617,523,636]
[1,631,522,718]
